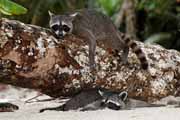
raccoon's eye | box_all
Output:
[51,25,59,31]
[63,25,70,32]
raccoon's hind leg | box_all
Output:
[89,38,96,71]
[121,46,129,65]
[39,104,65,113]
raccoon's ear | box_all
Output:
[70,12,78,17]
[48,10,55,18]
[98,90,105,97]
[69,12,79,21]
[119,91,128,101]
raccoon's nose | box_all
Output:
[55,35,63,39]
[55,32,64,39]
[107,102,120,110]
[58,32,64,38]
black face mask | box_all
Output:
[62,24,70,32]
[51,24,59,31]
[51,24,70,39]
[107,102,121,110]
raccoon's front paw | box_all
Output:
[39,105,65,113]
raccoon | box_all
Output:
[40,89,164,112]
[48,9,148,70]
[39,89,124,112]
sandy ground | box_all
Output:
[0,86,180,120]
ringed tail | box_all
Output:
[122,34,148,70]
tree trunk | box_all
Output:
[0,18,180,102]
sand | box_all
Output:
[0,86,180,120]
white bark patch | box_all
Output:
[28,48,34,56]
[55,64,80,75]
[97,71,106,78]
[40,31,47,36]
[6,30,14,37]
[137,72,146,81]
[74,52,88,67]
[151,79,167,94]
[37,37,46,57]
[46,36,56,48]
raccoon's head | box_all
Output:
[99,90,128,110]
[48,11,78,39]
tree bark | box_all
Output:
[115,0,137,39]
[0,18,180,102]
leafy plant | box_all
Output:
[0,0,27,15]
[137,0,174,16]
[96,0,122,16]
[9,0,86,26]
[144,33,173,48]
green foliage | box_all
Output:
[7,0,86,26]
[137,0,176,35]
[96,0,180,50]
[135,0,179,50]
[0,0,27,15]
[96,0,122,16]
[137,0,173,15]
[144,33,173,48]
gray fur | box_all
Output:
[40,89,164,112]
[40,89,102,112]
[49,9,148,70]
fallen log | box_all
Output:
[0,18,179,102]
